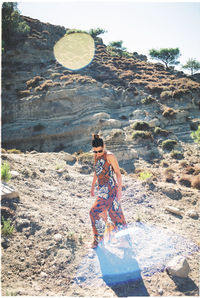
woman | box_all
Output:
[90,134,130,249]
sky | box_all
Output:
[16,0,200,71]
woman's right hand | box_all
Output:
[90,186,95,197]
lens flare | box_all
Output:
[53,32,95,70]
[74,223,199,287]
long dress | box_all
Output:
[89,151,128,244]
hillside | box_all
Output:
[1,15,200,297]
[2,16,200,172]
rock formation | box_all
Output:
[2,16,200,172]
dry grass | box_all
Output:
[35,81,61,92]
[18,90,31,98]
[162,107,177,118]
[26,76,43,89]
[60,74,97,85]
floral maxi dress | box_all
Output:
[89,151,128,243]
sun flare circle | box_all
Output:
[53,32,95,70]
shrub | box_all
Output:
[161,139,177,151]
[77,152,94,167]
[51,73,61,78]
[160,90,173,100]
[7,149,22,154]
[1,216,15,236]
[162,107,176,118]
[154,127,170,136]
[171,150,184,160]
[141,95,156,104]
[139,171,152,181]
[191,174,200,190]
[1,162,12,182]
[132,121,151,131]
[34,80,55,92]
[26,76,43,89]
[191,125,200,143]
[18,90,31,98]
[178,175,191,187]
[132,130,153,141]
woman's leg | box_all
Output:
[89,197,108,242]
[108,198,132,247]
[108,198,127,230]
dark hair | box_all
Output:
[92,134,104,147]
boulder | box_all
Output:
[166,256,190,278]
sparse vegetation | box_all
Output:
[132,121,151,131]
[162,107,177,118]
[1,162,12,182]
[191,125,200,144]
[1,216,15,236]
[18,90,31,98]
[141,95,156,104]
[132,130,153,141]
[139,171,152,181]
[7,149,22,154]
[26,76,43,89]
[154,127,170,136]
[161,139,177,151]
[76,152,93,166]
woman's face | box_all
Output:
[92,146,104,157]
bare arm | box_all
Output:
[107,153,122,200]
[91,172,98,196]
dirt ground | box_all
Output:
[1,142,200,296]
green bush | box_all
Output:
[139,171,152,181]
[1,162,12,182]
[1,216,15,236]
[141,95,156,105]
[2,3,30,50]
[161,139,177,151]
[160,90,173,100]
[132,130,153,140]
[7,149,22,154]
[191,125,200,144]
[132,121,151,131]
[154,127,170,136]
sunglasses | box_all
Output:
[93,150,103,154]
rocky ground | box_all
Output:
[1,142,200,297]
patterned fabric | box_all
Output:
[90,152,128,243]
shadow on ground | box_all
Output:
[170,275,199,296]
[96,246,149,297]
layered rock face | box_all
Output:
[2,16,200,171]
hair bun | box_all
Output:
[92,134,99,140]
